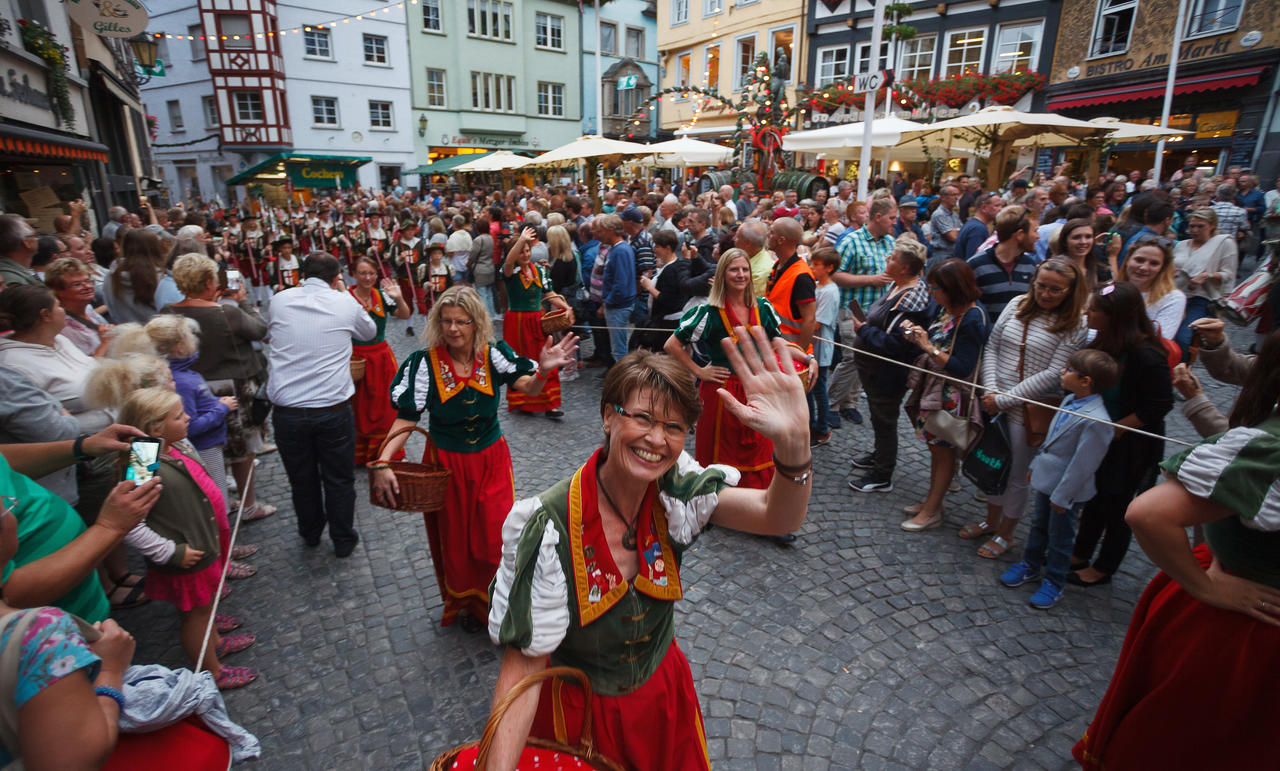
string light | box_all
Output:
[147,0,410,40]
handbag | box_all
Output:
[920,311,984,451]
[962,413,1014,494]
[219,305,272,427]
[1215,256,1276,326]
[1018,323,1060,448]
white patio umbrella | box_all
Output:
[521,135,654,167]
[895,106,1113,185]
[638,136,734,167]
[1011,117,1195,146]
[452,150,532,172]
[782,116,927,155]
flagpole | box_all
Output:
[1153,0,1188,183]
[857,0,888,202]
[594,0,603,136]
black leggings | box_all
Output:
[1072,465,1157,575]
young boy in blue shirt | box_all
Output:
[1000,349,1120,609]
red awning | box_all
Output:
[1047,66,1268,110]
[0,135,108,163]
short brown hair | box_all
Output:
[867,197,896,219]
[809,246,841,270]
[927,258,982,307]
[1067,348,1120,393]
[600,349,702,429]
[994,205,1032,242]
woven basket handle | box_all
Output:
[375,424,433,460]
[474,666,595,769]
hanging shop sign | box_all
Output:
[65,0,149,38]
[287,165,360,188]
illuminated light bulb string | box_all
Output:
[145,0,415,42]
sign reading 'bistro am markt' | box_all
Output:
[65,0,149,38]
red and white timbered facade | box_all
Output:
[200,0,291,149]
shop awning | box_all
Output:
[406,152,495,176]
[1047,66,1268,111]
[0,124,109,163]
[225,153,371,187]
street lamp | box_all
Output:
[418,115,428,137]
[129,33,159,85]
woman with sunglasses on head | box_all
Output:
[1116,237,1185,341]
[1069,282,1173,587]
[1172,208,1237,359]
[961,259,1091,558]
[481,340,811,770]
[371,287,578,632]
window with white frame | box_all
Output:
[535,13,564,50]
[676,52,691,90]
[898,35,936,82]
[304,27,332,58]
[422,0,443,32]
[470,72,517,112]
[993,21,1042,73]
[369,100,393,128]
[672,0,689,25]
[202,95,218,128]
[312,96,339,126]
[704,0,723,15]
[625,27,644,59]
[855,41,890,74]
[770,27,795,83]
[816,46,849,86]
[705,44,720,90]
[537,82,565,116]
[1186,0,1242,37]
[735,35,756,90]
[943,28,985,76]
[425,68,447,107]
[467,0,514,41]
[167,100,184,132]
[608,80,642,117]
[233,91,263,122]
[599,22,616,55]
[221,15,252,49]
[188,24,205,60]
[1090,0,1138,57]
[364,34,388,64]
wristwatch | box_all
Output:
[930,347,942,358]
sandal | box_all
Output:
[215,633,256,657]
[226,561,257,580]
[105,574,150,610]
[231,544,259,560]
[215,614,243,634]
[977,535,1014,559]
[220,584,231,600]
[958,521,994,540]
[241,503,276,523]
[214,665,259,690]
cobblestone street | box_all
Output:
[120,315,1244,770]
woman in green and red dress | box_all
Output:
[371,286,578,631]
[663,247,790,489]
[349,256,410,465]
[502,227,573,417]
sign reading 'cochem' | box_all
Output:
[66,0,149,39]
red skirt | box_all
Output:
[505,310,560,412]
[1072,544,1280,770]
[528,642,710,771]
[351,340,402,465]
[695,376,774,489]
[422,438,514,626]
[145,502,231,612]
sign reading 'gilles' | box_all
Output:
[65,0,149,39]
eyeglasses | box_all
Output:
[440,318,475,328]
[1033,281,1069,296]
[612,404,688,440]
[1135,234,1175,249]
[1062,367,1084,378]
[64,280,94,290]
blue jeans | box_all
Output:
[808,366,832,434]
[1174,295,1212,361]
[1023,491,1081,589]
[604,305,632,366]
[475,284,498,317]
[272,404,358,549]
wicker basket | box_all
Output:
[350,356,367,383]
[368,426,450,512]
[540,308,575,335]
[430,667,625,771]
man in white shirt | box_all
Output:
[267,253,377,557]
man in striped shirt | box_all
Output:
[967,206,1039,322]
[827,197,897,425]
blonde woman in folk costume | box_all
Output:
[371,287,577,632]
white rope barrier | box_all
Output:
[195,459,255,673]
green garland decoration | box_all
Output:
[17,19,74,129]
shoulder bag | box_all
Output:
[218,305,272,427]
[922,308,985,451]
[1019,321,1061,447]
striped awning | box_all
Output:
[0,130,109,163]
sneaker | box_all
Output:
[999,561,1042,588]
[809,431,830,447]
[848,474,893,493]
[850,452,877,470]
[839,407,864,425]
[1028,581,1064,609]
[827,414,843,430]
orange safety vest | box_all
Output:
[765,255,816,354]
